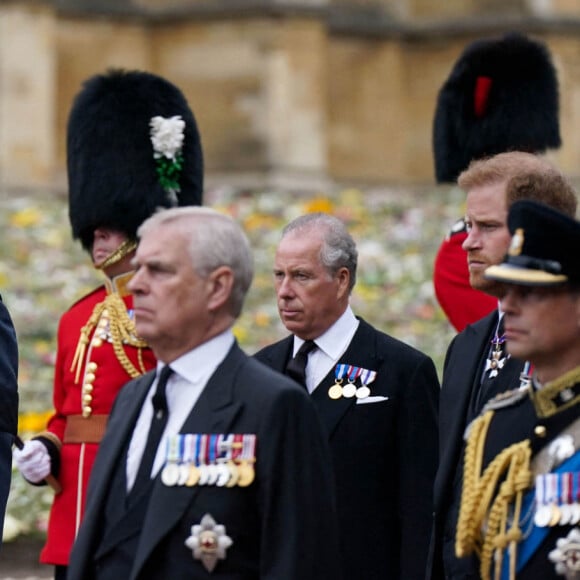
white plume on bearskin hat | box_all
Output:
[67,69,203,250]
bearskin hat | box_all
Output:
[433,32,561,183]
[67,69,203,250]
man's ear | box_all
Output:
[207,266,234,312]
[336,267,351,300]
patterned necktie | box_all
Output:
[285,340,317,388]
[129,365,173,500]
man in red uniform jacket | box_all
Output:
[14,69,203,579]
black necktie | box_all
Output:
[129,365,173,500]
[285,340,317,387]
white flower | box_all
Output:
[150,115,185,160]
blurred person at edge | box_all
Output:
[428,151,577,580]
[0,296,18,548]
[13,68,203,579]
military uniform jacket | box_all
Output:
[38,283,156,565]
[427,309,525,579]
[255,318,440,580]
[68,343,342,580]
[453,369,580,579]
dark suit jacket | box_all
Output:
[255,318,440,580]
[427,310,525,579]
[68,342,341,580]
[0,297,18,546]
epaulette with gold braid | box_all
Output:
[70,292,148,382]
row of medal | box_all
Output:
[328,364,377,400]
[160,433,256,488]
[534,472,580,527]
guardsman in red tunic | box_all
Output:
[14,69,204,579]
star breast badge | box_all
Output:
[548,527,580,579]
[185,513,233,572]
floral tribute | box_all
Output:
[150,115,186,204]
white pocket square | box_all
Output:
[356,395,389,405]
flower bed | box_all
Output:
[3,183,460,540]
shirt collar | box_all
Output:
[157,329,235,386]
[293,306,358,360]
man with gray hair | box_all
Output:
[255,212,440,579]
[68,206,341,580]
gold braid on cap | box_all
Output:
[70,292,148,383]
[94,239,137,271]
[455,410,533,580]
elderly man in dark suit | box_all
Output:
[68,206,341,580]
[429,152,578,579]
[0,297,18,547]
[254,212,440,579]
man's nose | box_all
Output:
[128,269,144,293]
[462,228,481,251]
[499,288,518,313]
[276,277,293,297]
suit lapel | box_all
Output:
[131,344,246,578]
[311,320,380,439]
[258,336,293,374]
[436,312,498,508]
[79,373,155,561]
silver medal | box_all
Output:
[161,463,180,486]
[342,383,356,398]
[534,504,552,527]
[177,463,190,486]
[215,463,231,487]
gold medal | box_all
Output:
[237,460,255,487]
[328,383,343,399]
[225,460,239,488]
[186,464,200,487]
[549,504,562,527]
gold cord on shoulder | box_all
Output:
[94,239,137,271]
[70,293,148,382]
[530,365,580,418]
[455,411,533,580]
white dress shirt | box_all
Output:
[291,306,359,394]
[126,330,235,491]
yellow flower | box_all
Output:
[232,324,248,343]
[18,411,53,435]
[304,197,334,214]
[254,311,271,328]
[243,214,279,231]
[10,208,42,228]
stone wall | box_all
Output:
[2,0,580,190]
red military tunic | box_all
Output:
[433,219,496,332]
[38,271,156,565]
